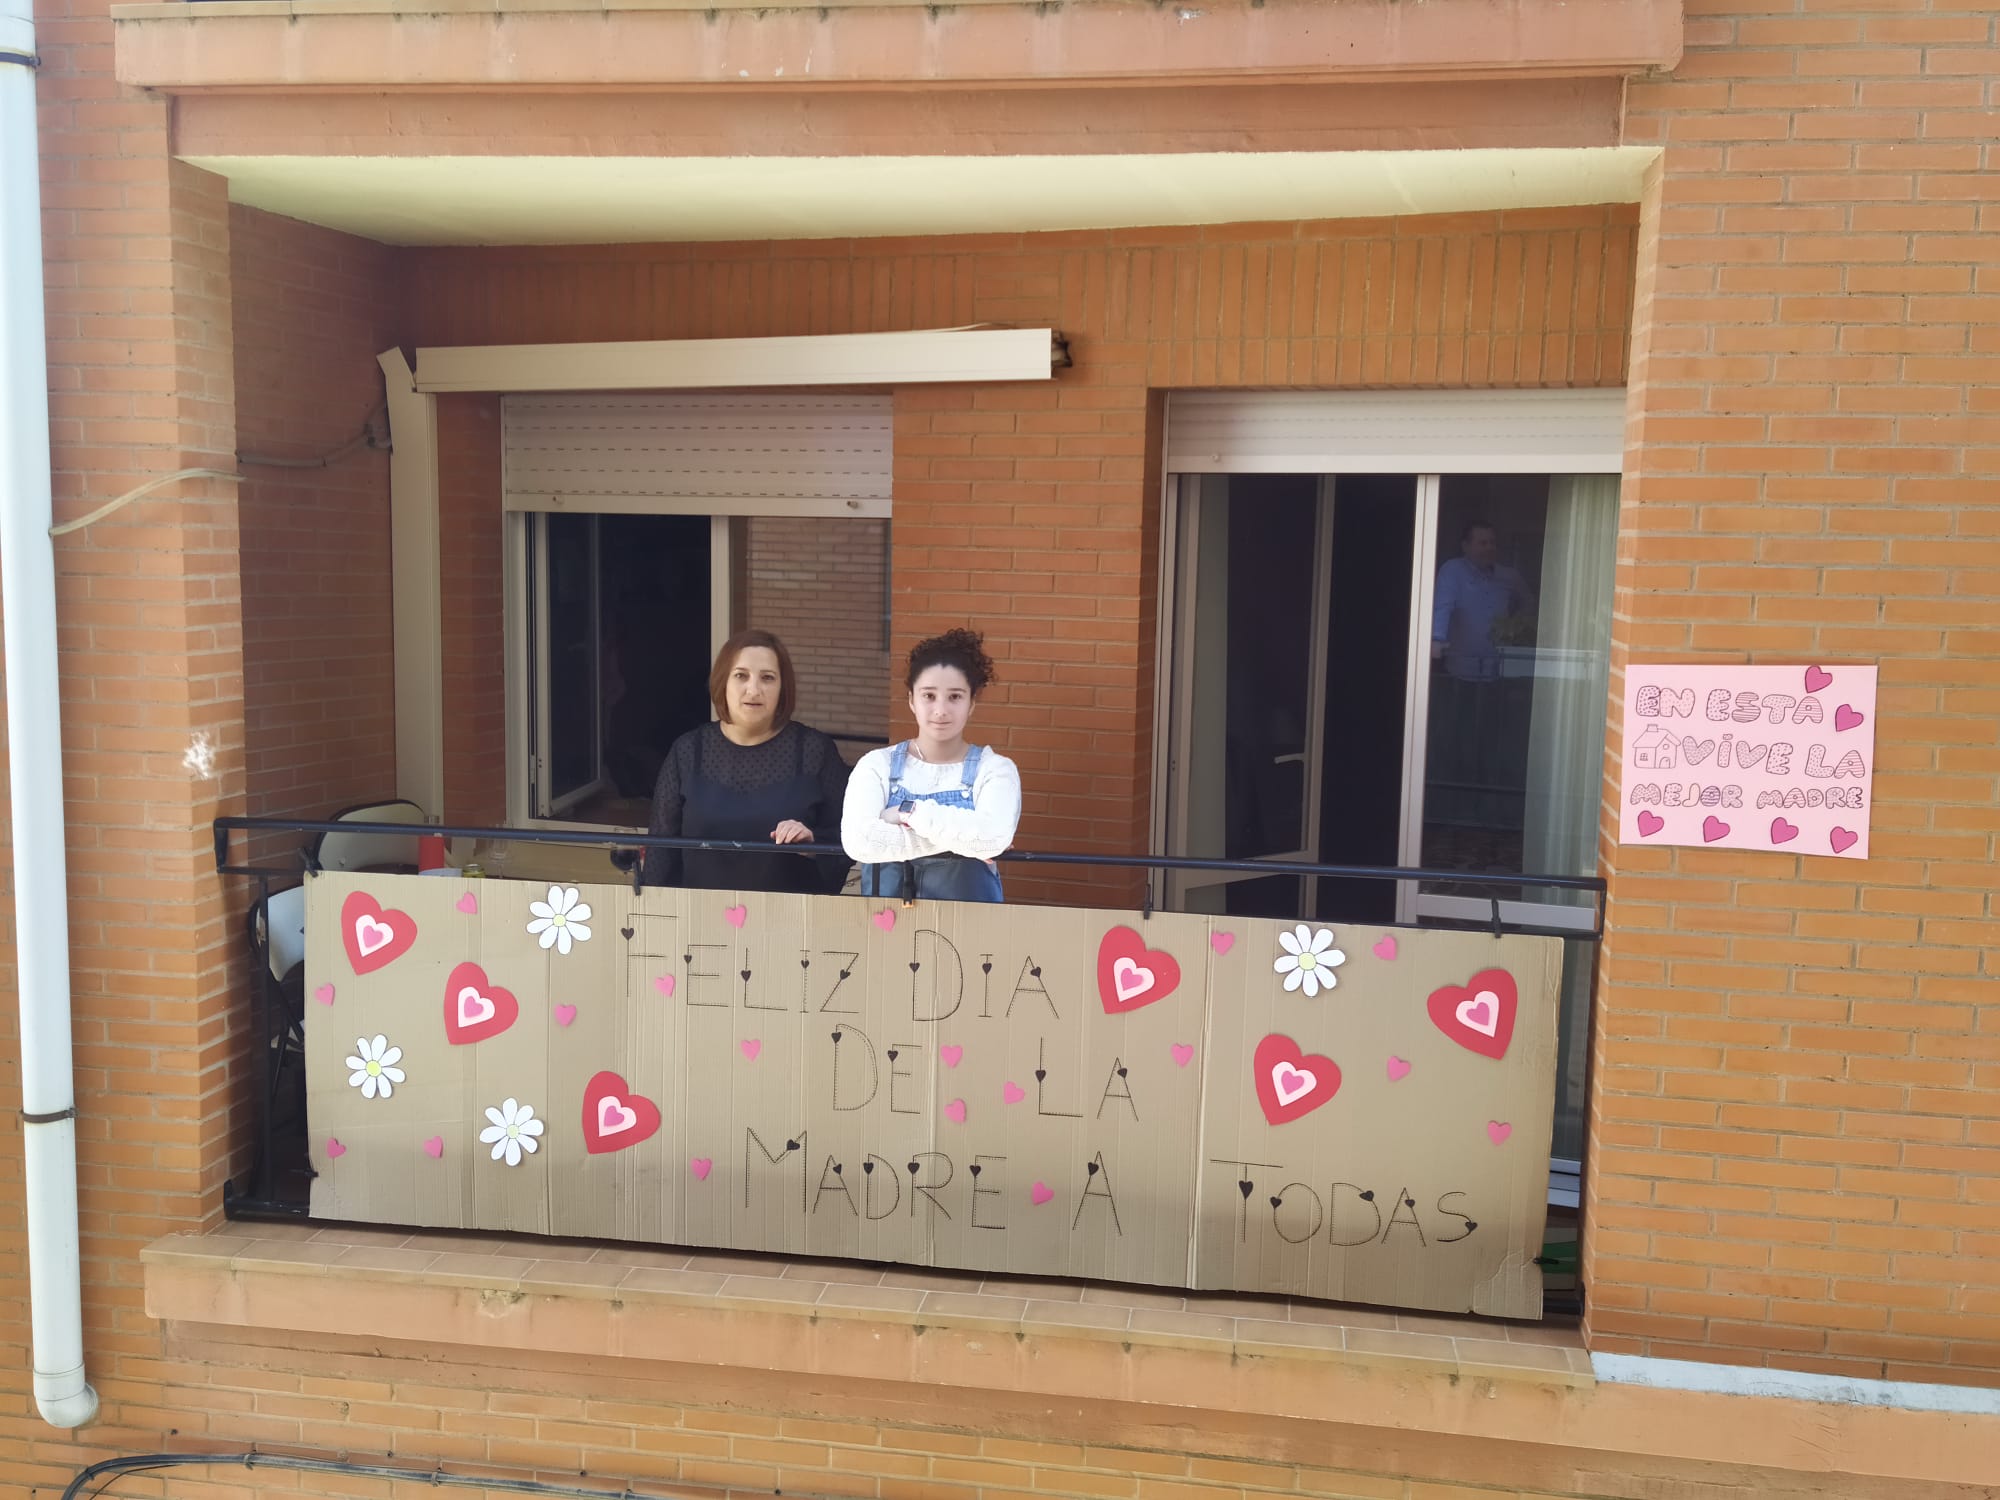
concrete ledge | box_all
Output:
[112,0,1683,92]
[139,1223,2000,1492]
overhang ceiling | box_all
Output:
[184,148,1655,247]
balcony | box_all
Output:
[219,816,1601,1338]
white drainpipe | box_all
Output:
[1,0,100,1430]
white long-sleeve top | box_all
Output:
[840,743,1022,865]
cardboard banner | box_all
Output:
[307,873,1562,1318]
[1619,662,1879,858]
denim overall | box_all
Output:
[858,742,1006,903]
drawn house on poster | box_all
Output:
[1630,724,1678,770]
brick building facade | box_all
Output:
[4,0,1997,1496]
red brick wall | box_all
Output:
[738,515,892,757]
[7,0,250,1467]
[412,208,1637,903]
[1589,0,2000,1385]
[232,206,399,845]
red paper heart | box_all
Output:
[581,1069,661,1155]
[1252,1034,1341,1125]
[341,890,418,975]
[1426,968,1518,1061]
[443,960,519,1045]
[1096,925,1182,1014]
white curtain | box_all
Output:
[1523,474,1619,898]
[1524,473,1617,1163]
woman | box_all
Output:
[842,628,1021,903]
[642,630,851,894]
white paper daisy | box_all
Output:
[478,1098,545,1167]
[1273,925,1346,997]
[525,885,593,956]
[344,1034,405,1100]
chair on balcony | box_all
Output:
[308,797,430,873]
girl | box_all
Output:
[842,628,1021,903]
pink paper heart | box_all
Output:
[871,908,896,933]
[1702,814,1730,843]
[422,1136,444,1159]
[1487,1120,1512,1146]
[1171,1043,1194,1068]
[1636,810,1665,837]
[1002,1081,1027,1103]
[1030,1181,1055,1206]
[1386,1056,1411,1082]
[455,891,478,915]
[325,1138,346,1159]
[1830,826,1858,855]
[1834,704,1865,733]
[690,1157,713,1180]
[1770,816,1800,845]
[944,1098,967,1124]
[313,983,336,1006]
[1209,931,1235,956]
[554,1004,577,1027]
[940,1044,963,1069]
[1804,665,1832,694]
[652,974,676,998]
[724,905,748,929]
[1372,934,1397,961]
[740,1039,762,1061]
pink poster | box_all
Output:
[1618,663,1878,859]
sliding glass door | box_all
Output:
[1161,475,1332,917]
[1161,469,1618,925]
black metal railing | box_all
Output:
[213,814,1606,1230]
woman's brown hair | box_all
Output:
[709,629,798,729]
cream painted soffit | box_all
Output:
[182,149,1655,247]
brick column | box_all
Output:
[1588,0,2000,1381]
[3,0,248,1449]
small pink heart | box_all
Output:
[326,1138,346,1159]
[1804,665,1832,694]
[1702,814,1730,843]
[554,1004,577,1027]
[1834,704,1865,733]
[940,1044,963,1069]
[740,1039,761,1061]
[422,1136,444,1159]
[944,1098,967,1124]
[313,983,336,1006]
[1209,931,1235,956]
[1030,1181,1055,1206]
[724,905,748,929]
[1386,1056,1411,1082]
[1636,810,1665,838]
[871,908,896,933]
[1830,826,1858,855]
[652,974,676,998]
[1372,934,1397,961]
[1002,1081,1027,1103]
[456,891,478,915]
[1171,1043,1194,1068]
[1487,1120,1512,1146]
[691,1157,713,1180]
[1770,816,1799,845]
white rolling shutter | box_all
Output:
[1166,388,1627,474]
[502,392,892,516]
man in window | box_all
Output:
[1431,520,1534,682]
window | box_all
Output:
[1156,389,1626,1179]
[502,393,892,827]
